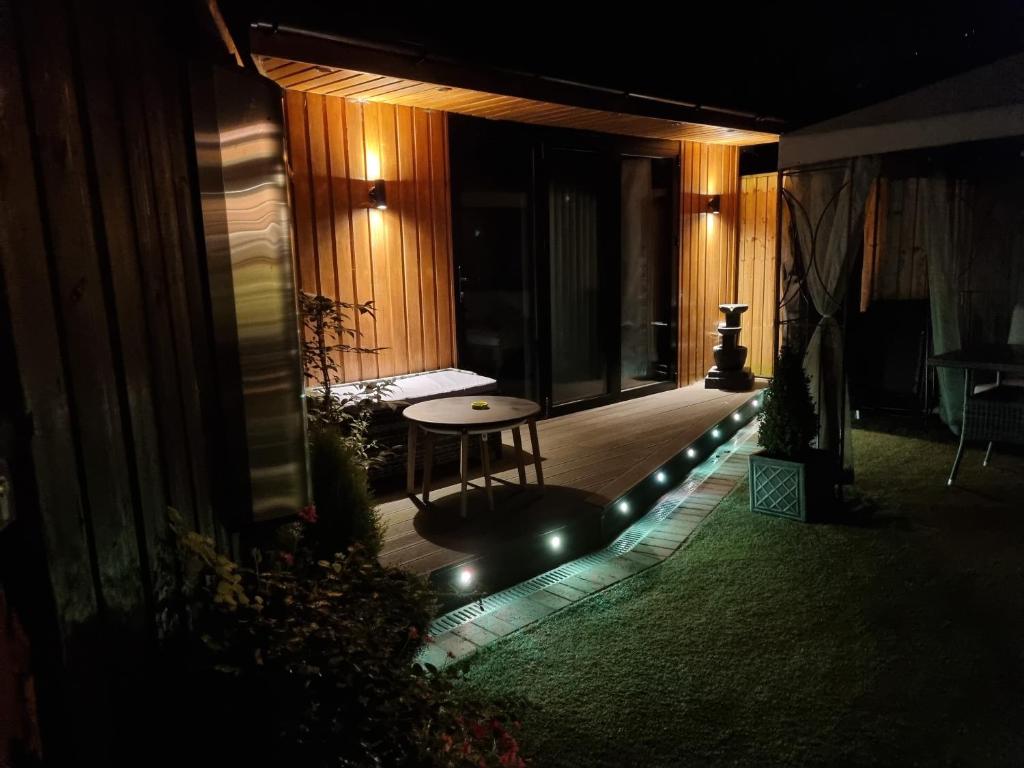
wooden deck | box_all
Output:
[378,382,761,576]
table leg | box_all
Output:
[480,433,494,511]
[405,422,418,494]
[459,431,470,518]
[421,432,435,505]
[512,426,527,486]
[528,418,544,490]
[947,369,971,486]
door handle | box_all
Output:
[651,321,668,327]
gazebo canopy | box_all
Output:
[779,52,1024,168]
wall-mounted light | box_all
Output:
[367,179,387,210]
[705,194,721,215]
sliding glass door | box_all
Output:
[548,149,608,406]
[543,144,677,413]
[450,116,677,416]
[620,156,675,392]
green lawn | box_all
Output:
[459,425,1024,766]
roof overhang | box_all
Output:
[779,52,1024,168]
[250,24,780,146]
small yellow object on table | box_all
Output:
[471,400,490,410]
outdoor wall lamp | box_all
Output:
[705,194,721,215]
[367,179,387,210]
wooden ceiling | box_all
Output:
[256,56,778,146]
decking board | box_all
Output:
[377,382,760,574]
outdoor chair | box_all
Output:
[971,303,1024,466]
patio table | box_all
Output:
[403,396,543,518]
[927,344,1024,485]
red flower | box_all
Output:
[298,504,318,524]
[279,552,295,566]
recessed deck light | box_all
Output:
[655,470,667,484]
[732,412,742,422]
[711,428,721,439]
[457,568,474,588]
[549,534,563,551]
[686,448,697,459]
[618,501,630,513]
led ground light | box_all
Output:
[686,447,697,459]
[457,568,474,588]
[549,534,563,552]
[711,427,722,439]
[618,500,630,514]
[655,470,668,484]
[732,411,743,422]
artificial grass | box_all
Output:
[459,426,1024,766]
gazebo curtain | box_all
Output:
[920,177,970,431]
[781,157,879,474]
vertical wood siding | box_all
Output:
[0,0,224,761]
[678,141,742,385]
[860,177,929,310]
[736,173,779,378]
[284,90,456,383]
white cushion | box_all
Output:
[313,368,497,406]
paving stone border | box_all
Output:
[416,425,758,668]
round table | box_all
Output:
[403,396,543,517]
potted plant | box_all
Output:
[749,345,829,521]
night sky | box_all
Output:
[237,1,1024,128]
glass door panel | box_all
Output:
[450,117,536,400]
[620,156,674,391]
[548,149,608,406]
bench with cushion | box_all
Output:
[313,368,499,486]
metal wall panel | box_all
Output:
[192,65,308,523]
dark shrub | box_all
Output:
[309,425,384,558]
[758,344,818,459]
[159,511,525,767]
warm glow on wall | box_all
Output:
[365,147,381,181]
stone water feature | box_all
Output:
[704,303,754,391]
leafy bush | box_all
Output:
[758,344,818,459]
[161,510,526,767]
[299,291,395,471]
[308,424,384,558]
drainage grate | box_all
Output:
[426,422,758,639]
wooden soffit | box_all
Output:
[250,28,779,147]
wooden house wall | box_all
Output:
[736,173,779,378]
[861,177,930,310]
[0,0,225,761]
[284,90,456,383]
[678,141,742,385]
